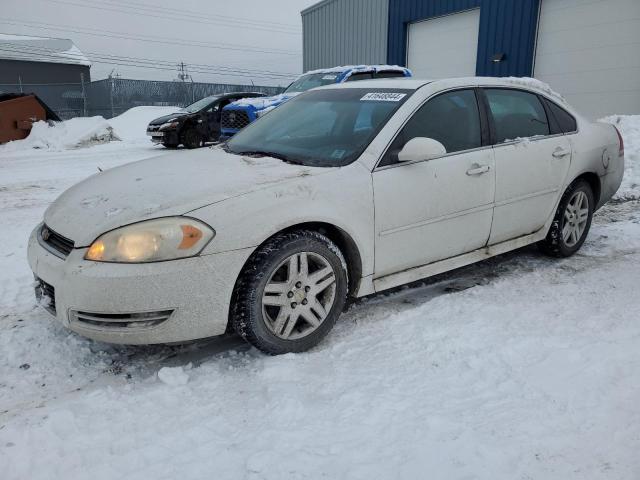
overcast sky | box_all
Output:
[2,0,318,87]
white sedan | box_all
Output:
[28,77,624,354]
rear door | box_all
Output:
[373,89,495,277]
[483,88,572,244]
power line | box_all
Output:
[0,46,298,82]
[85,0,301,31]
[0,43,299,80]
[33,0,302,35]
[0,19,301,56]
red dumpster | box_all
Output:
[0,93,60,144]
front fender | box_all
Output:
[191,162,375,277]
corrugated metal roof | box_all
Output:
[0,33,91,67]
[302,0,389,71]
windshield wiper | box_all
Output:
[236,150,303,165]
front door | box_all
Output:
[483,88,572,244]
[373,89,495,278]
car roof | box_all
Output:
[303,64,410,76]
[317,76,566,103]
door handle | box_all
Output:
[552,147,571,158]
[466,164,491,176]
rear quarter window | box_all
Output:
[345,72,374,82]
[545,99,578,133]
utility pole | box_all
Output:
[108,71,116,119]
[177,62,193,104]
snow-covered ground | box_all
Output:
[0,113,639,479]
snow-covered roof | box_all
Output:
[303,64,410,76]
[230,92,300,110]
[0,33,91,67]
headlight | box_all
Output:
[85,217,214,263]
[159,121,179,130]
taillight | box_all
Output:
[613,125,624,157]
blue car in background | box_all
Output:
[219,64,412,139]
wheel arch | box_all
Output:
[239,221,363,298]
[226,221,364,334]
[572,171,601,207]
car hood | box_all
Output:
[148,112,191,125]
[44,147,323,246]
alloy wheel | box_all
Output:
[562,190,590,247]
[261,251,337,340]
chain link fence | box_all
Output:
[0,78,285,120]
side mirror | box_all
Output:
[397,137,446,163]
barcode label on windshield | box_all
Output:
[360,92,406,102]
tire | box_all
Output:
[539,179,594,257]
[162,142,178,149]
[182,128,202,149]
[230,230,348,355]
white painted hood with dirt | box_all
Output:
[44,147,320,246]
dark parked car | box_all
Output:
[146,92,267,149]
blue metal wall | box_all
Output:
[387,0,540,77]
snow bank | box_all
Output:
[600,115,640,199]
[0,117,119,152]
[0,106,181,152]
[108,106,181,142]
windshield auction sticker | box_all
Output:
[360,92,407,102]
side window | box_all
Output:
[485,89,550,143]
[380,89,481,166]
[375,71,406,79]
[346,72,374,82]
[545,99,577,133]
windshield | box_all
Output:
[182,95,219,113]
[284,72,345,93]
[226,88,412,167]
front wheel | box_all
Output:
[182,128,202,149]
[539,179,594,257]
[230,230,348,355]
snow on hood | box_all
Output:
[43,147,322,246]
[228,92,300,110]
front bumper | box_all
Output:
[146,129,179,145]
[27,226,253,344]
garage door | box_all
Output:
[534,0,640,119]
[407,9,480,79]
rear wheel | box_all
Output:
[539,179,594,257]
[182,128,202,149]
[230,230,348,355]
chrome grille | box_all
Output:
[70,310,174,330]
[221,109,251,131]
[40,224,74,258]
